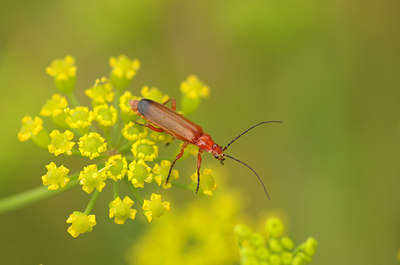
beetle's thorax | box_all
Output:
[196,133,216,152]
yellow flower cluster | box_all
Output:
[180,75,209,100]
[180,75,210,115]
[41,162,70,190]
[85,77,114,104]
[18,55,215,238]
[18,116,43,142]
[235,218,318,265]
[66,211,96,238]
[45,55,77,93]
[109,196,137,224]
[45,55,77,81]
[127,191,241,265]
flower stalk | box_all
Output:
[84,190,100,215]
[0,178,79,214]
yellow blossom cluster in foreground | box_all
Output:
[18,55,212,237]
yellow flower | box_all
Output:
[94,104,118,127]
[179,75,210,115]
[268,238,283,253]
[48,129,75,156]
[105,155,128,181]
[191,168,217,196]
[131,138,158,162]
[110,55,140,79]
[40,94,68,117]
[46,55,77,80]
[153,160,179,189]
[122,121,148,141]
[41,162,70,190]
[128,159,153,188]
[281,236,294,251]
[66,211,96,238]
[299,238,318,257]
[180,75,209,99]
[265,217,284,238]
[142,193,170,223]
[141,86,169,103]
[109,55,140,90]
[148,131,173,144]
[18,116,43,142]
[46,55,77,93]
[65,106,95,129]
[85,77,114,104]
[78,164,107,194]
[185,144,199,157]
[78,132,107,159]
[109,196,137,224]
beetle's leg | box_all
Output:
[162,98,176,111]
[196,149,203,193]
[166,142,188,184]
[133,120,146,127]
[146,124,164,132]
[133,120,165,132]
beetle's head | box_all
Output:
[211,143,226,165]
[196,134,226,164]
[129,99,139,111]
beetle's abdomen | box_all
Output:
[137,99,203,143]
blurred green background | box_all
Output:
[1,0,399,264]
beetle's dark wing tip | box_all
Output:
[137,99,152,115]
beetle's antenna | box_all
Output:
[225,154,271,200]
[223,121,282,151]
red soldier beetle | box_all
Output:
[129,98,281,199]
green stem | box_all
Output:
[124,177,144,205]
[103,127,113,147]
[67,92,79,107]
[69,173,80,180]
[124,154,135,162]
[0,178,79,214]
[112,89,122,145]
[71,128,85,138]
[113,181,119,199]
[171,181,204,195]
[89,125,99,134]
[119,141,132,154]
[71,149,81,156]
[114,89,121,112]
[84,190,100,215]
[115,124,124,148]
[292,245,302,255]
[171,180,194,192]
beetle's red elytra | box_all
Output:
[129,98,281,199]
